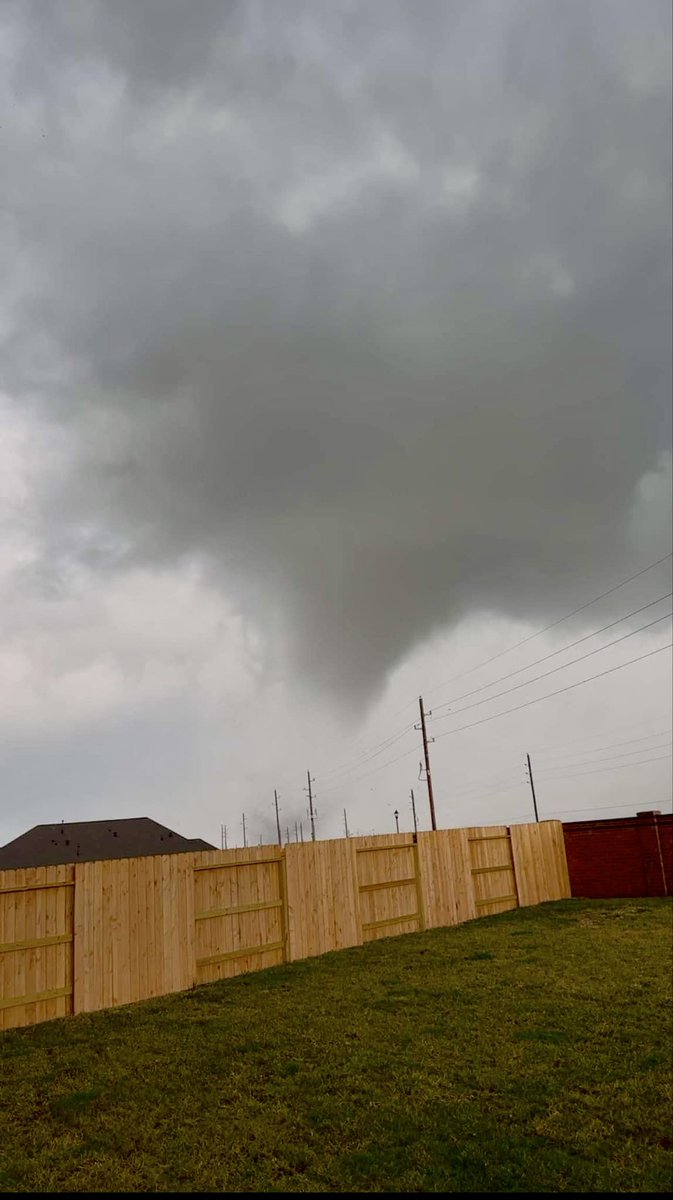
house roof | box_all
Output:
[0,818,215,870]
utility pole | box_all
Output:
[300,822,304,843]
[286,825,291,845]
[394,809,399,833]
[295,821,299,843]
[223,824,228,850]
[526,753,539,823]
[416,696,437,830]
[344,808,350,838]
[220,823,224,850]
[274,789,282,846]
[242,812,247,848]
[410,789,418,835]
[306,771,316,842]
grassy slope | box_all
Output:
[1,898,671,1193]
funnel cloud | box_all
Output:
[2,0,671,708]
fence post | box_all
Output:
[278,848,291,961]
[412,838,426,932]
[350,840,364,945]
[507,827,520,907]
[72,861,86,1014]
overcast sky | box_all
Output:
[1,0,671,850]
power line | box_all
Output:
[317,740,420,795]
[437,780,527,804]
[441,767,524,796]
[533,752,673,782]
[543,797,673,817]
[259,558,672,800]
[317,721,416,782]
[432,611,672,726]
[319,643,672,793]
[435,742,673,802]
[434,642,672,742]
[533,712,673,757]
[440,742,671,802]
[431,592,672,715]
[424,551,672,699]
[268,718,416,795]
[536,743,672,773]
[432,726,673,792]
[533,727,673,761]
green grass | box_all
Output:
[1,898,672,1193]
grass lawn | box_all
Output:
[1,898,672,1193]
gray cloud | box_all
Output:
[2,0,671,706]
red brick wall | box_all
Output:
[562,814,672,899]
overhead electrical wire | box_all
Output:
[534,741,672,771]
[315,599,671,787]
[317,741,420,796]
[276,554,673,797]
[430,592,672,715]
[532,751,672,779]
[542,798,673,818]
[433,641,672,742]
[340,549,671,739]
[424,551,672,698]
[444,727,673,797]
[436,742,672,804]
[532,727,673,761]
[431,611,672,725]
[319,643,673,792]
[317,721,416,781]
[280,712,673,797]
[530,712,673,758]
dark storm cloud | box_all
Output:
[2,0,671,702]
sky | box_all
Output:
[1,0,671,850]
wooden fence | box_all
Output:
[0,819,570,1031]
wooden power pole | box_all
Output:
[526,753,540,823]
[416,696,437,830]
[274,790,282,846]
[306,771,316,841]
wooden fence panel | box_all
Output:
[0,865,74,1030]
[510,820,571,906]
[193,846,285,983]
[284,839,361,961]
[466,826,519,916]
[73,853,195,1013]
[353,836,422,942]
[416,828,477,927]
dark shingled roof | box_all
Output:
[0,818,215,869]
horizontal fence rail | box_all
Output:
[0,821,570,1031]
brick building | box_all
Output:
[562,811,672,899]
